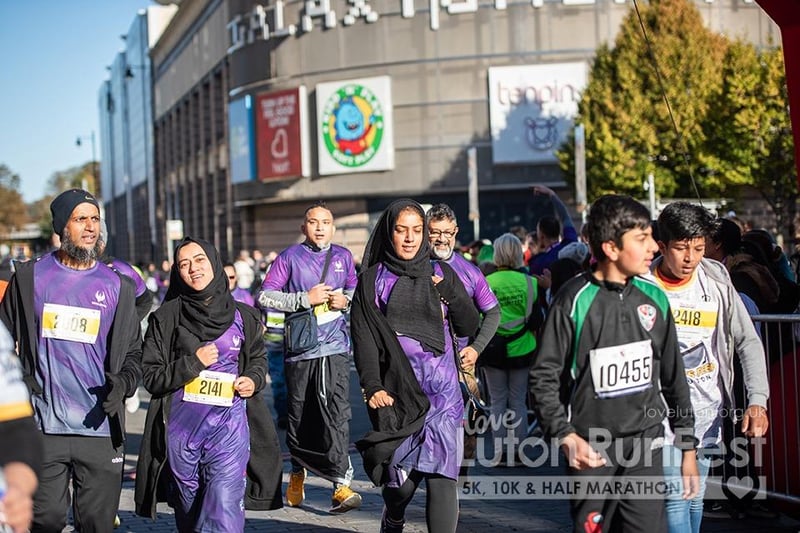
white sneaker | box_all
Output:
[125,388,141,413]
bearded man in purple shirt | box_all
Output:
[258,201,362,513]
[0,189,142,533]
[426,204,500,466]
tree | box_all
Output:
[557,0,729,199]
[0,164,30,234]
[47,161,99,197]
[702,41,796,239]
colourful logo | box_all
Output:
[321,83,384,167]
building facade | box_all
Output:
[110,0,780,264]
[98,5,177,263]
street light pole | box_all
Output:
[75,132,97,193]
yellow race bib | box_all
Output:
[42,303,101,344]
[183,370,236,407]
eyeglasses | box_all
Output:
[429,229,457,239]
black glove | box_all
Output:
[433,276,459,305]
[102,372,126,418]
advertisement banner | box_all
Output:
[316,75,394,175]
[256,86,310,180]
[228,96,255,183]
[488,63,588,165]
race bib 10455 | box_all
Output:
[589,339,653,399]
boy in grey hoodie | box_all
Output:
[651,201,769,533]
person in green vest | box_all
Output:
[482,233,541,466]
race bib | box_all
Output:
[589,340,653,398]
[41,303,101,344]
[314,288,343,326]
[671,299,717,352]
[183,370,236,407]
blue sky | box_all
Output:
[0,1,155,202]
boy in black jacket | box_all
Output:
[530,194,698,533]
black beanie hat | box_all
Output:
[50,189,100,237]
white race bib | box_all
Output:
[314,288,343,326]
[41,303,101,344]
[183,370,236,407]
[589,340,653,398]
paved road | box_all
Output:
[113,368,799,532]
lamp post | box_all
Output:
[75,132,97,193]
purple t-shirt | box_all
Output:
[445,253,499,350]
[261,243,357,361]
[33,253,120,436]
[231,287,255,307]
[167,310,250,529]
[375,263,464,481]
[168,310,248,440]
[109,258,147,297]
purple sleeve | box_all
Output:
[261,253,290,291]
[563,226,578,243]
[110,259,147,297]
[472,273,498,313]
[345,252,358,291]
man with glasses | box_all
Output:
[426,204,500,468]
[427,204,500,370]
[0,189,142,533]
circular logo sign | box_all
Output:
[321,83,384,168]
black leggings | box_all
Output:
[382,470,458,533]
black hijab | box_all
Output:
[165,237,236,343]
[362,199,445,355]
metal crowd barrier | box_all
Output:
[719,313,800,507]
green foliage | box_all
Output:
[47,161,99,197]
[0,164,30,234]
[557,0,793,212]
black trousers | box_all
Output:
[32,433,124,533]
[568,424,666,533]
[285,353,353,484]
[383,470,458,533]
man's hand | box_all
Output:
[367,390,395,409]
[234,376,255,398]
[102,372,125,417]
[742,405,769,438]
[308,283,334,306]
[533,269,552,290]
[681,450,700,500]
[560,433,606,470]
[196,343,219,367]
[328,291,349,311]
[532,185,555,197]
[459,346,479,369]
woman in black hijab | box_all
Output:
[135,238,282,531]
[351,200,479,533]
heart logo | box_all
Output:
[721,475,759,503]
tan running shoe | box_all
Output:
[286,469,306,507]
[330,485,362,513]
